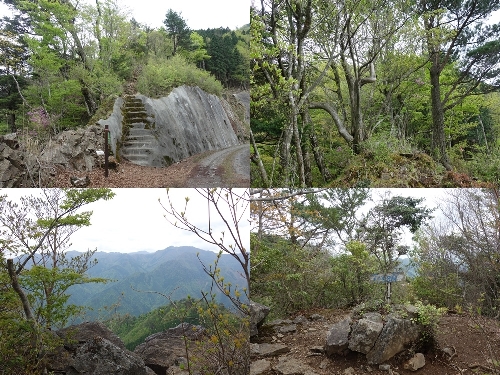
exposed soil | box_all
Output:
[251,308,500,375]
[52,144,249,188]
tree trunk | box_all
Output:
[8,112,16,133]
[291,106,305,187]
[306,110,332,183]
[250,129,270,187]
[429,58,452,170]
[7,259,35,322]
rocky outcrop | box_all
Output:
[48,321,154,375]
[66,337,153,375]
[98,86,244,167]
[348,314,384,354]
[324,317,351,356]
[250,300,271,337]
[133,322,206,375]
[0,133,27,187]
[40,125,105,171]
[251,305,427,375]
[365,316,422,364]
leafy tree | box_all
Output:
[163,9,191,56]
[358,193,432,301]
[159,188,250,374]
[0,188,114,373]
[412,188,500,316]
[185,31,210,68]
[418,0,500,169]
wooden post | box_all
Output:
[104,125,109,177]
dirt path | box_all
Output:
[185,144,249,187]
[53,144,249,188]
[251,308,500,375]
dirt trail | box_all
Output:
[251,308,500,375]
[53,144,249,188]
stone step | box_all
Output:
[128,128,153,136]
[125,118,148,124]
[124,98,143,104]
[121,155,150,166]
[126,134,155,141]
[124,110,147,116]
[124,140,154,148]
[122,148,154,156]
[124,103,143,109]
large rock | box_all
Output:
[273,357,319,375]
[348,317,384,354]
[404,353,426,371]
[0,134,27,187]
[40,125,104,171]
[48,321,153,375]
[366,317,422,364]
[324,317,351,356]
[250,343,290,357]
[57,321,126,349]
[68,337,151,375]
[250,300,270,337]
[134,322,206,375]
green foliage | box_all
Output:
[411,269,463,309]
[106,299,203,350]
[413,301,447,345]
[137,55,223,97]
[251,234,338,317]
[163,9,191,55]
[329,241,378,307]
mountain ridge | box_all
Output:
[65,246,245,321]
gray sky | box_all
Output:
[0,188,250,254]
[116,0,250,30]
[0,0,250,30]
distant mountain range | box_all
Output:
[64,246,246,321]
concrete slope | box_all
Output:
[98,85,242,167]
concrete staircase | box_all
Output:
[120,95,157,166]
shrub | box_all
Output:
[137,55,223,98]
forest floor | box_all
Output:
[53,144,249,188]
[251,308,500,375]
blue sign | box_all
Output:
[370,273,405,283]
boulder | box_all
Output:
[324,318,351,356]
[251,359,272,375]
[0,135,26,187]
[348,318,384,354]
[250,343,290,357]
[250,300,270,337]
[404,353,425,371]
[57,321,126,350]
[67,337,151,375]
[273,356,319,375]
[40,125,104,171]
[366,317,422,364]
[133,322,205,375]
[48,322,152,375]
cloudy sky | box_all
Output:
[115,0,250,30]
[0,0,250,30]
[0,188,250,254]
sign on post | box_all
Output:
[369,272,405,283]
[370,272,405,304]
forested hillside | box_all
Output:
[251,0,500,187]
[0,0,249,134]
[66,246,246,320]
